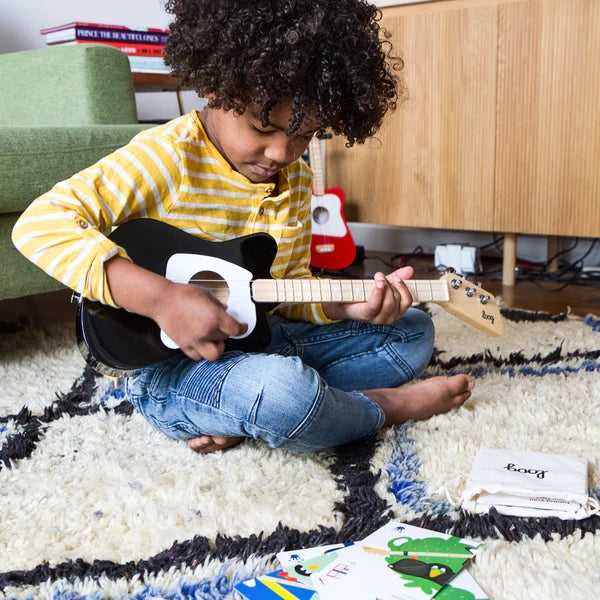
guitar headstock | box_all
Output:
[438,270,504,337]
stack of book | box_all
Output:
[40,21,170,74]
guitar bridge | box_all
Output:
[314,244,335,254]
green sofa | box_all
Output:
[1,44,153,300]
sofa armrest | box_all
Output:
[0,45,139,126]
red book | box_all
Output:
[55,39,164,57]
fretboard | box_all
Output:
[308,137,326,196]
[251,279,450,304]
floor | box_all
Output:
[1,252,598,331]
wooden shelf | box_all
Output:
[132,72,180,92]
[131,72,188,114]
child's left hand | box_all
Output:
[323,266,415,324]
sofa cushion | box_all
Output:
[0,124,151,213]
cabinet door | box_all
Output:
[495,0,600,237]
[325,2,498,231]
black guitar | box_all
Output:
[76,219,503,376]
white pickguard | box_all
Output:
[311,193,347,237]
[160,253,256,349]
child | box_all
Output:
[13,0,473,454]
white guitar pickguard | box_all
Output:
[311,193,347,237]
[160,253,256,349]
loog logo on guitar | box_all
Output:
[75,219,504,376]
[308,136,356,271]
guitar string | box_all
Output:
[142,278,450,301]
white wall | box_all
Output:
[3,1,597,269]
[0,0,204,120]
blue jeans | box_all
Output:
[128,308,434,452]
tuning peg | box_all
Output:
[465,286,476,297]
[479,294,490,304]
[444,267,456,274]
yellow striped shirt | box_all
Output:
[12,111,331,324]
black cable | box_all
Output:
[515,239,599,289]
[542,238,580,272]
[362,254,399,270]
[390,245,425,266]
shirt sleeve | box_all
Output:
[11,129,181,306]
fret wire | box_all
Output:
[428,280,433,301]
[287,279,294,302]
[312,279,321,302]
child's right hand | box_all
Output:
[152,281,248,361]
[105,256,247,362]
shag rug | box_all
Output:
[1,304,599,600]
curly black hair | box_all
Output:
[164,0,404,146]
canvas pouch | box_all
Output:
[459,448,600,520]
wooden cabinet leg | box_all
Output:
[176,89,185,115]
[547,236,559,272]
[503,233,517,286]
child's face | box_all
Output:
[202,101,318,183]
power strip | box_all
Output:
[434,244,481,274]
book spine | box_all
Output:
[60,39,164,56]
[47,26,168,45]
[127,55,170,73]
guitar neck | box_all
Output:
[251,278,450,304]
[308,137,326,196]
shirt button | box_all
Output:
[77,219,88,229]
[258,207,265,216]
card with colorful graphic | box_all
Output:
[310,520,479,600]
[277,542,356,568]
[234,569,319,600]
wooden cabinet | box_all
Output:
[325,0,600,284]
[494,0,600,237]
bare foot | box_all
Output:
[187,435,245,454]
[364,374,474,426]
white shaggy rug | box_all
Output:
[0,304,599,599]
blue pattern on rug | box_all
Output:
[386,423,451,515]
[585,315,600,332]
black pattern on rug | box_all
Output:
[1,307,599,599]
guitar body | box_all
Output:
[76,219,278,375]
[310,186,356,270]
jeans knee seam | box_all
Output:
[285,385,324,440]
[383,343,416,380]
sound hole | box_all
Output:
[312,206,330,225]
[190,271,229,305]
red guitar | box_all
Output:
[309,137,356,270]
